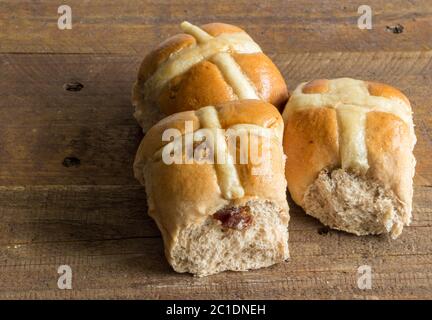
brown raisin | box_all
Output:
[213,206,253,230]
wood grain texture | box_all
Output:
[1,52,431,186]
[0,0,431,54]
[1,0,432,299]
[0,185,431,299]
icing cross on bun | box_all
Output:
[134,100,289,276]
[132,21,289,131]
[282,78,416,239]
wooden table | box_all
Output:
[1,0,431,299]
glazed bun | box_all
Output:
[282,78,416,239]
[134,100,289,276]
[132,21,289,131]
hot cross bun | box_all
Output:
[134,100,289,276]
[132,21,289,131]
[282,78,416,239]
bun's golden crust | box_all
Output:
[284,108,339,205]
[157,60,236,114]
[282,77,416,232]
[200,22,244,36]
[136,110,201,164]
[367,81,411,107]
[217,99,283,132]
[137,34,196,83]
[133,22,288,130]
[366,111,414,221]
[302,79,329,94]
[137,23,240,84]
[138,100,284,166]
[232,53,288,110]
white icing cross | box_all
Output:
[151,105,280,200]
[283,78,414,173]
[195,106,245,199]
[143,21,261,105]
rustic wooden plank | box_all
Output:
[0,0,431,54]
[0,254,431,299]
[0,124,142,185]
[0,185,431,299]
[0,221,432,298]
[0,231,431,299]
[0,186,154,245]
[1,51,431,186]
[0,23,432,299]
[0,185,430,245]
